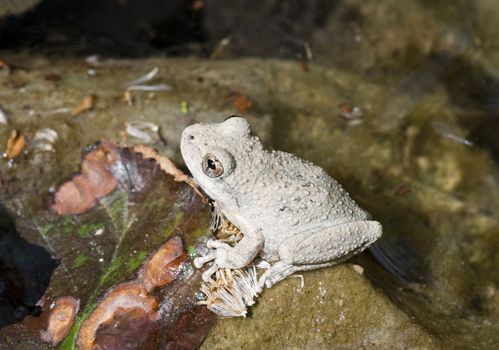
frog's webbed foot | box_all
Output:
[258,261,336,290]
[193,239,231,281]
[194,236,263,282]
[257,261,299,290]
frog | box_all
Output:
[180,116,382,290]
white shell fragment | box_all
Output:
[199,266,259,317]
[126,84,171,92]
[125,120,160,144]
[431,121,473,147]
[0,106,8,124]
[85,55,101,66]
[126,67,159,86]
[33,128,58,152]
[125,67,171,92]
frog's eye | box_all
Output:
[202,153,224,178]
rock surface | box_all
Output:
[0,54,446,349]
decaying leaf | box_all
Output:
[40,296,80,345]
[232,93,252,113]
[164,305,216,350]
[138,235,188,291]
[4,129,25,159]
[78,282,159,350]
[0,142,215,349]
[71,95,95,116]
[125,121,160,144]
[132,145,207,201]
[52,142,118,215]
[0,59,11,75]
[123,90,134,106]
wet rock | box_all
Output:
[0,50,497,348]
[201,264,440,350]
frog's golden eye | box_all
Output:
[202,153,224,178]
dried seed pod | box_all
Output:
[4,129,25,159]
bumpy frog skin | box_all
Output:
[180,117,382,290]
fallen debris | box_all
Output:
[232,93,252,113]
[125,121,160,144]
[33,128,58,152]
[77,283,159,350]
[125,67,171,93]
[40,296,80,346]
[211,37,232,59]
[126,84,171,92]
[85,55,101,66]
[4,129,25,159]
[126,67,159,87]
[0,59,11,75]
[123,91,134,106]
[431,121,473,147]
[138,236,187,291]
[71,95,95,116]
[338,102,363,123]
[0,106,8,124]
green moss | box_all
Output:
[72,254,88,268]
[77,223,104,238]
[62,216,76,235]
[99,255,125,285]
[126,250,148,273]
[38,223,54,236]
[186,245,197,258]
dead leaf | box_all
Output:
[94,307,161,350]
[71,95,95,116]
[4,130,25,159]
[78,282,159,350]
[40,296,79,345]
[139,236,188,291]
[0,59,11,75]
[1,143,215,349]
[123,90,134,106]
[233,93,252,113]
[165,306,215,350]
[131,145,207,201]
[52,142,118,215]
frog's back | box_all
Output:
[261,150,370,224]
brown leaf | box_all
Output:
[233,93,252,113]
[71,95,95,116]
[0,59,11,75]
[94,307,161,350]
[139,235,188,291]
[4,130,25,159]
[165,306,216,350]
[132,145,207,201]
[77,282,159,350]
[52,142,118,215]
[40,296,79,346]
[44,73,61,82]
[395,184,412,197]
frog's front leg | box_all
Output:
[194,230,264,282]
[259,220,382,289]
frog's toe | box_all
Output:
[201,263,219,282]
[194,253,216,268]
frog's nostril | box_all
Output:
[189,135,195,140]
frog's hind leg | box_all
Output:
[259,220,382,289]
[258,261,334,290]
